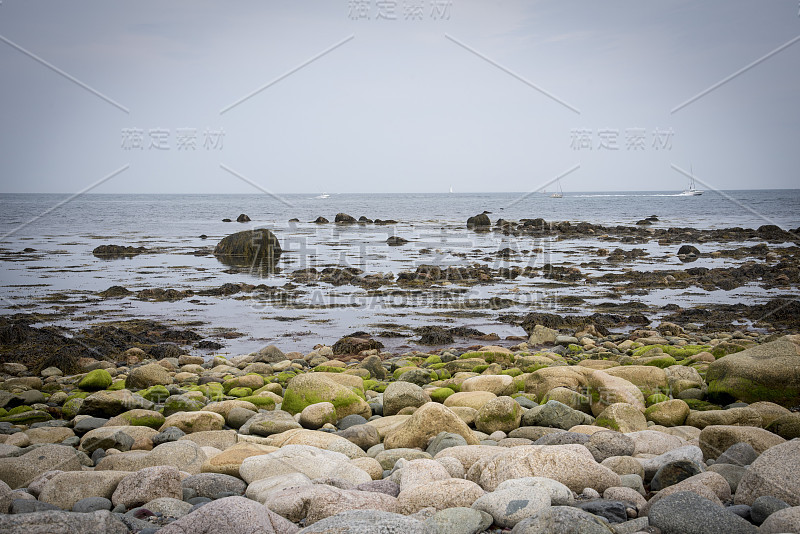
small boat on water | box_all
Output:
[550,179,563,198]
[680,166,703,196]
[314,192,330,199]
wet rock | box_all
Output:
[467,213,491,229]
[386,236,409,246]
[92,245,148,258]
[213,228,282,267]
[335,213,357,224]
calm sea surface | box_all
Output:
[1,190,798,353]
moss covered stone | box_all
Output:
[392,366,418,380]
[647,393,670,406]
[163,395,205,416]
[77,369,113,391]
[0,409,52,425]
[424,355,442,366]
[683,398,722,411]
[633,344,711,360]
[141,385,170,403]
[237,395,276,409]
[313,365,345,373]
[228,387,253,397]
[430,387,456,403]
[107,379,126,391]
[638,355,678,369]
[61,397,84,418]
[113,409,166,429]
[706,335,800,407]
[281,373,371,420]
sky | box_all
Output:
[0,0,798,194]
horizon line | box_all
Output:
[1,187,799,196]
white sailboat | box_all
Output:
[314,192,330,199]
[680,166,703,196]
[550,179,563,198]
[449,185,453,193]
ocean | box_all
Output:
[1,190,799,353]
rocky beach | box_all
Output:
[1,204,800,533]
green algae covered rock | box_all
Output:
[141,385,170,403]
[77,369,113,391]
[430,387,456,403]
[706,335,800,407]
[282,373,371,420]
[644,399,690,426]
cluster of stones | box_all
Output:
[1,330,799,533]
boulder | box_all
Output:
[699,425,785,460]
[735,439,800,506]
[95,440,208,474]
[160,411,226,434]
[382,382,430,416]
[282,374,371,420]
[471,486,551,528]
[0,444,83,489]
[299,510,431,534]
[475,396,522,434]
[239,445,371,486]
[77,369,113,390]
[686,407,762,429]
[0,510,130,534]
[443,391,497,411]
[645,400,690,427]
[181,473,247,499]
[384,402,480,449]
[604,365,668,397]
[241,411,302,436]
[111,465,183,508]
[466,213,491,229]
[156,495,299,534]
[510,506,615,534]
[595,403,648,433]
[524,366,587,399]
[38,471,130,511]
[466,444,621,493]
[397,478,485,514]
[213,229,282,265]
[79,389,154,417]
[521,400,591,430]
[586,370,646,416]
[299,402,337,429]
[126,363,172,390]
[201,442,278,477]
[706,334,800,407]
[649,491,757,534]
[460,375,515,396]
[264,484,398,524]
[256,428,366,459]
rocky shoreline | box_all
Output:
[1,324,799,533]
[1,217,800,532]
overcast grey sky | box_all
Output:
[0,0,798,193]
